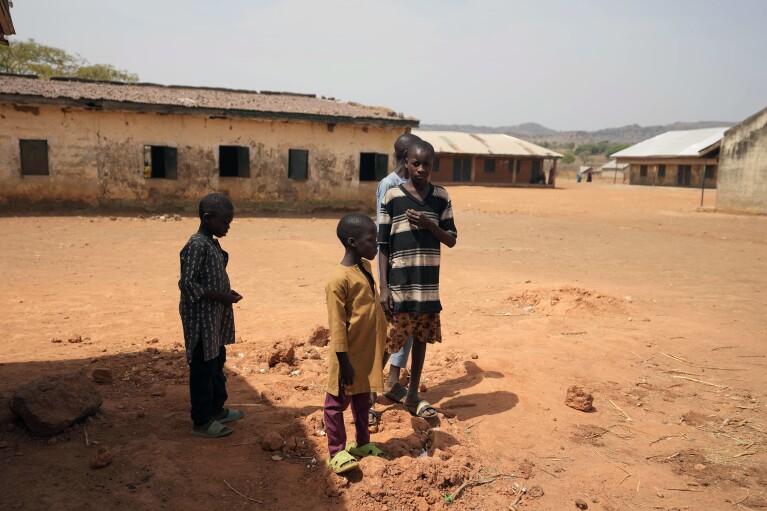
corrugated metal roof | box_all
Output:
[599,160,629,171]
[413,130,563,158]
[610,127,728,158]
[0,74,418,126]
[578,166,594,175]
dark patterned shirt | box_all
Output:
[378,184,457,313]
[179,232,235,362]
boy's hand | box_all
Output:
[337,354,355,387]
[379,287,394,316]
[229,290,243,303]
[405,209,434,231]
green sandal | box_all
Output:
[347,441,384,458]
[190,420,233,438]
[326,449,359,474]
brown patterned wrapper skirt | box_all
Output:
[386,312,442,353]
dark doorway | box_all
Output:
[452,158,471,182]
[359,152,388,182]
[677,164,692,186]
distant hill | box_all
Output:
[419,121,734,146]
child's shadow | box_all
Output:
[424,361,518,421]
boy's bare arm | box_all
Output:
[378,246,393,314]
[336,352,355,386]
[405,210,457,248]
[202,290,242,304]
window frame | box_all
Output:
[19,139,50,176]
[288,149,309,180]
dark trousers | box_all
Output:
[189,343,228,427]
[324,387,371,457]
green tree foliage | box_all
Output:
[0,39,138,82]
[561,152,575,164]
[605,142,630,156]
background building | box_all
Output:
[717,105,767,214]
[413,130,562,186]
[611,127,726,188]
[0,74,417,210]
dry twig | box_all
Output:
[224,479,263,504]
[450,473,515,501]
[609,399,633,421]
[665,487,703,492]
[83,425,90,447]
[671,375,727,388]
[594,449,632,482]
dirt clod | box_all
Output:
[91,368,113,384]
[90,446,112,469]
[267,340,295,367]
[565,385,593,412]
[307,326,330,347]
[575,498,589,509]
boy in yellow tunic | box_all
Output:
[324,213,386,474]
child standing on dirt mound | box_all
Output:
[324,213,387,474]
[179,193,244,438]
[378,139,458,419]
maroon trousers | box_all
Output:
[324,387,371,456]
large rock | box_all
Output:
[9,374,103,436]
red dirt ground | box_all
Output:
[1,181,766,511]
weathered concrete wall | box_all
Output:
[625,159,717,189]
[0,103,405,211]
[717,107,767,214]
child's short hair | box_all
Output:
[394,133,422,162]
[199,193,234,218]
[407,139,435,159]
[336,213,375,248]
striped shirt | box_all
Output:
[178,233,235,363]
[378,184,457,313]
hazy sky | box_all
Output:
[9,0,767,130]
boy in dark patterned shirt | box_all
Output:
[179,193,244,438]
[378,140,457,419]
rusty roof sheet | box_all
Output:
[413,130,563,158]
[610,127,727,159]
[0,74,418,126]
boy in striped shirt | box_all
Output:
[377,140,457,418]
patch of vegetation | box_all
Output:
[0,39,139,82]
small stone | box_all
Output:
[261,431,284,451]
[656,492,664,498]
[136,411,145,418]
[470,353,479,360]
[91,368,114,384]
[90,446,112,469]
[0,441,9,449]
[47,437,57,445]
[271,454,282,461]
[173,214,182,221]
[694,463,706,471]
[623,296,633,302]
[575,498,588,510]
[565,385,593,412]
[419,382,427,393]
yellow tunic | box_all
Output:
[325,260,386,396]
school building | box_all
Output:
[610,127,728,188]
[0,74,418,210]
[717,105,767,215]
[413,130,563,186]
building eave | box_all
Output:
[0,93,420,128]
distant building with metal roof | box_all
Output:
[413,130,563,187]
[610,127,727,188]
